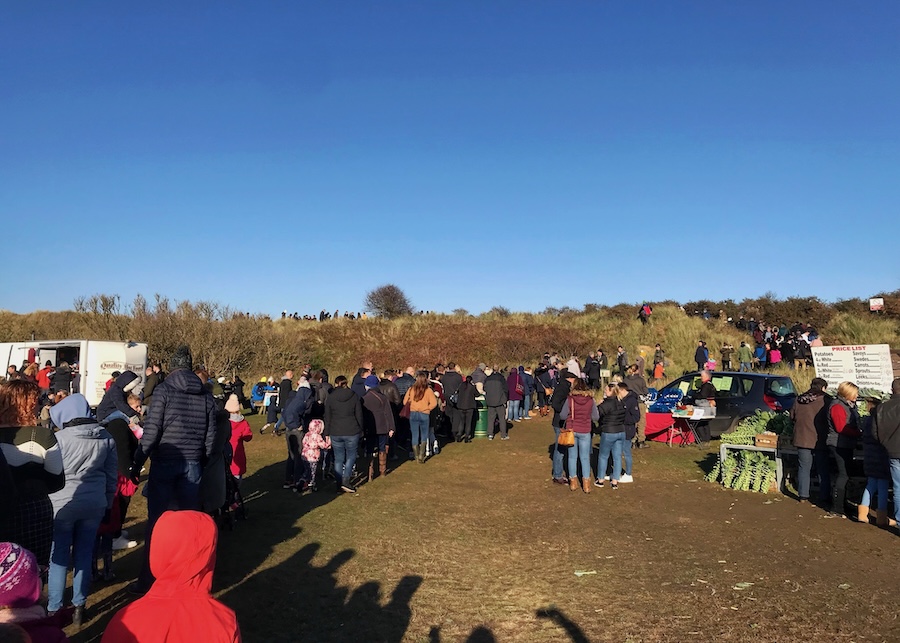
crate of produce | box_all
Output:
[754,432,778,448]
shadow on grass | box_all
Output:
[219,543,422,642]
[428,607,590,642]
[695,452,719,478]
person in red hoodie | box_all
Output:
[826,381,860,518]
[225,395,252,479]
[101,511,241,643]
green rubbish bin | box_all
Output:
[474,396,488,438]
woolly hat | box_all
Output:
[50,393,93,429]
[364,374,380,389]
[169,345,193,371]
[0,543,41,608]
[224,394,241,414]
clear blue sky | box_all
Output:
[2,2,898,316]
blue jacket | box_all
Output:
[283,385,315,431]
[136,368,218,465]
[49,419,117,517]
[520,371,535,396]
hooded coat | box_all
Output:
[48,395,117,518]
[101,511,241,643]
[96,371,141,423]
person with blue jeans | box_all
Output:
[549,371,577,484]
[520,366,535,420]
[789,378,831,505]
[403,372,438,462]
[47,394,117,625]
[558,378,599,493]
[594,384,627,490]
[129,345,218,594]
[506,369,524,423]
[873,379,900,524]
[324,375,364,491]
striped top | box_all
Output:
[0,425,65,498]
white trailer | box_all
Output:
[0,340,148,408]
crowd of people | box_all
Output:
[790,377,900,525]
[2,337,898,641]
[0,346,242,641]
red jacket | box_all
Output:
[228,418,253,477]
[102,511,241,643]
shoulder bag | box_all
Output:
[557,398,575,447]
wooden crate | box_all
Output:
[754,433,778,448]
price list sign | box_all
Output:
[811,344,894,393]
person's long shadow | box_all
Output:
[536,607,591,643]
[75,458,347,641]
[219,544,422,642]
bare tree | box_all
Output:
[364,284,414,319]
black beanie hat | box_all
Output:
[169,345,193,371]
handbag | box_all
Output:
[515,374,524,396]
[400,402,411,419]
[557,398,576,447]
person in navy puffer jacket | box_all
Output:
[96,370,141,424]
[129,344,217,593]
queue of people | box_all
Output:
[790,377,900,524]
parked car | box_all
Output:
[649,371,797,437]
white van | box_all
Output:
[0,340,148,408]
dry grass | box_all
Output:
[70,412,900,642]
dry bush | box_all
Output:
[1,293,897,382]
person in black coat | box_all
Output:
[324,376,364,493]
[129,345,217,593]
[455,377,478,443]
[441,364,464,442]
[483,368,509,440]
[97,371,142,424]
[362,375,395,480]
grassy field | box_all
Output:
[70,410,899,643]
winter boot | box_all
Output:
[569,476,579,491]
[582,476,591,494]
[876,509,897,528]
[379,451,388,477]
[857,504,870,523]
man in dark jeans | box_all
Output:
[129,344,217,594]
[441,363,464,442]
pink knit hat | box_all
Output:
[0,543,41,608]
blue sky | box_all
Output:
[2,2,898,316]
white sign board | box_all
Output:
[811,344,894,393]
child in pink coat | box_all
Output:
[300,419,330,492]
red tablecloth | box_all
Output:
[645,412,696,444]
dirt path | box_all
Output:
[75,413,898,642]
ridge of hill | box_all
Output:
[1,300,897,382]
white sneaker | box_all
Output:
[120,529,129,538]
[603,475,610,481]
[433,440,440,454]
[112,536,138,550]
[522,416,532,420]
[619,474,634,483]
